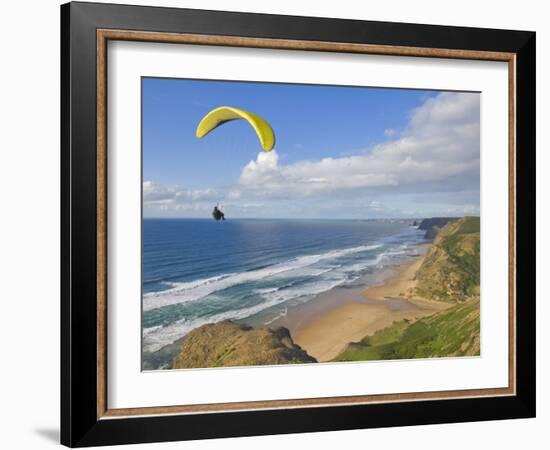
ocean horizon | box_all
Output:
[142,216,424,221]
[142,218,429,359]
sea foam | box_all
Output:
[142,243,382,312]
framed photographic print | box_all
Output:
[61,1,536,447]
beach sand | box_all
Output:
[291,247,451,362]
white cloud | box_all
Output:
[237,92,479,196]
[367,200,383,211]
[143,181,219,209]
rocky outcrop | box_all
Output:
[418,217,457,240]
[172,321,317,369]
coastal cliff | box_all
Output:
[173,321,316,369]
[418,217,457,240]
[414,216,480,302]
[334,216,481,361]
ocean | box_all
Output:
[142,218,427,357]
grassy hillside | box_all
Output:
[334,298,480,361]
[414,217,480,302]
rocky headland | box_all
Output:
[172,321,316,369]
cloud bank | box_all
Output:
[238,92,479,195]
[144,92,480,218]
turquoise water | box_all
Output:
[142,219,426,352]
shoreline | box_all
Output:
[263,243,429,331]
[146,242,441,368]
[289,244,451,362]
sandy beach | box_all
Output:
[292,246,451,361]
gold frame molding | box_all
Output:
[96,29,516,420]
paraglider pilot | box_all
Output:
[212,205,225,221]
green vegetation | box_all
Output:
[415,216,480,302]
[334,299,480,361]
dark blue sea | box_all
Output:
[142,219,426,353]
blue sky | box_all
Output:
[142,78,480,219]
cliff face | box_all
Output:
[173,321,316,369]
[414,217,480,302]
[418,217,457,240]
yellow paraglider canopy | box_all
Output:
[196,106,275,151]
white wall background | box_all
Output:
[0,1,546,449]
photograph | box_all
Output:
[141,78,481,370]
